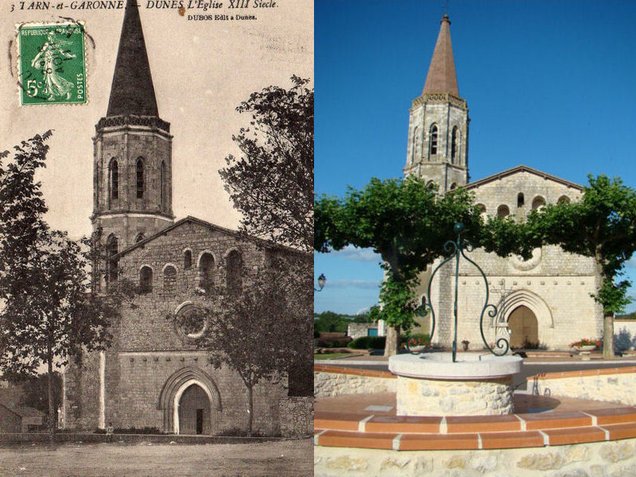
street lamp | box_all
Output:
[315,273,326,292]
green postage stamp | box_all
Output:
[17,22,86,105]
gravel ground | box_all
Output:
[0,439,313,477]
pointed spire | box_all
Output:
[422,14,460,96]
[107,0,158,117]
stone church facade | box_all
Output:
[405,16,603,350]
[62,1,310,436]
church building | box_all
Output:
[62,1,309,436]
[405,16,603,350]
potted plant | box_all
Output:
[570,338,598,352]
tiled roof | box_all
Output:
[422,15,460,96]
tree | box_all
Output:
[199,255,309,436]
[314,311,350,333]
[16,372,62,422]
[0,133,133,437]
[315,176,485,356]
[219,76,313,252]
[528,175,636,359]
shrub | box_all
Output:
[348,336,386,350]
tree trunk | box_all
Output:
[603,312,614,360]
[246,384,253,437]
[47,354,55,442]
[384,325,400,357]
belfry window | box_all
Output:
[517,193,525,208]
[430,124,438,156]
[160,161,167,210]
[198,253,214,292]
[139,266,153,293]
[163,265,177,292]
[136,159,144,199]
[106,235,118,284]
[184,250,193,270]
[109,159,119,204]
[411,126,421,164]
[497,205,510,218]
[532,196,546,211]
[225,250,242,295]
[451,126,458,163]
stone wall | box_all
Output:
[315,440,636,477]
[347,323,373,340]
[419,171,604,350]
[279,396,313,437]
[63,221,307,436]
[533,367,636,406]
[314,369,396,398]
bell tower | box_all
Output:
[92,0,174,254]
[404,15,469,192]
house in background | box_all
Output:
[0,403,44,433]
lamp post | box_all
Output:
[315,273,326,292]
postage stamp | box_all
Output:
[17,22,86,105]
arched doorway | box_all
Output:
[158,367,222,435]
[178,383,211,435]
[508,305,539,348]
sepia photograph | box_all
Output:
[0,0,313,475]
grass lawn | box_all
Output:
[0,439,312,477]
[314,352,354,360]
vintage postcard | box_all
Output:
[0,0,312,475]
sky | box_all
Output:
[1,1,312,238]
[314,0,636,315]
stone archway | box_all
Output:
[158,367,222,434]
[176,382,211,435]
[508,305,539,348]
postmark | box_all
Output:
[17,21,86,105]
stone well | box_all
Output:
[388,352,523,416]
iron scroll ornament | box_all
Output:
[408,223,510,361]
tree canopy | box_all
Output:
[220,76,313,252]
[0,133,134,434]
[199,253,310,436]
[315,176,487,355]
[528,175,636,358]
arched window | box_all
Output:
[139,266,153,293]
[184,250,193,270]
[134,233,145,243]
[109,159,119,205]
[136,158,144,199]
[497,204,510,218]
[106,235,118,283]
[198,253,215,292]
[476,203,487,218]
[517,193,525,208]
[411,126,421,164]
[449,183,457,190]
[163,265,177,292]
[226,250,242,294]
[532,196,546,211]
[429,124,438,156]
[160,161,167,210]
[451,126,458,163]
[557,195,571,205]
